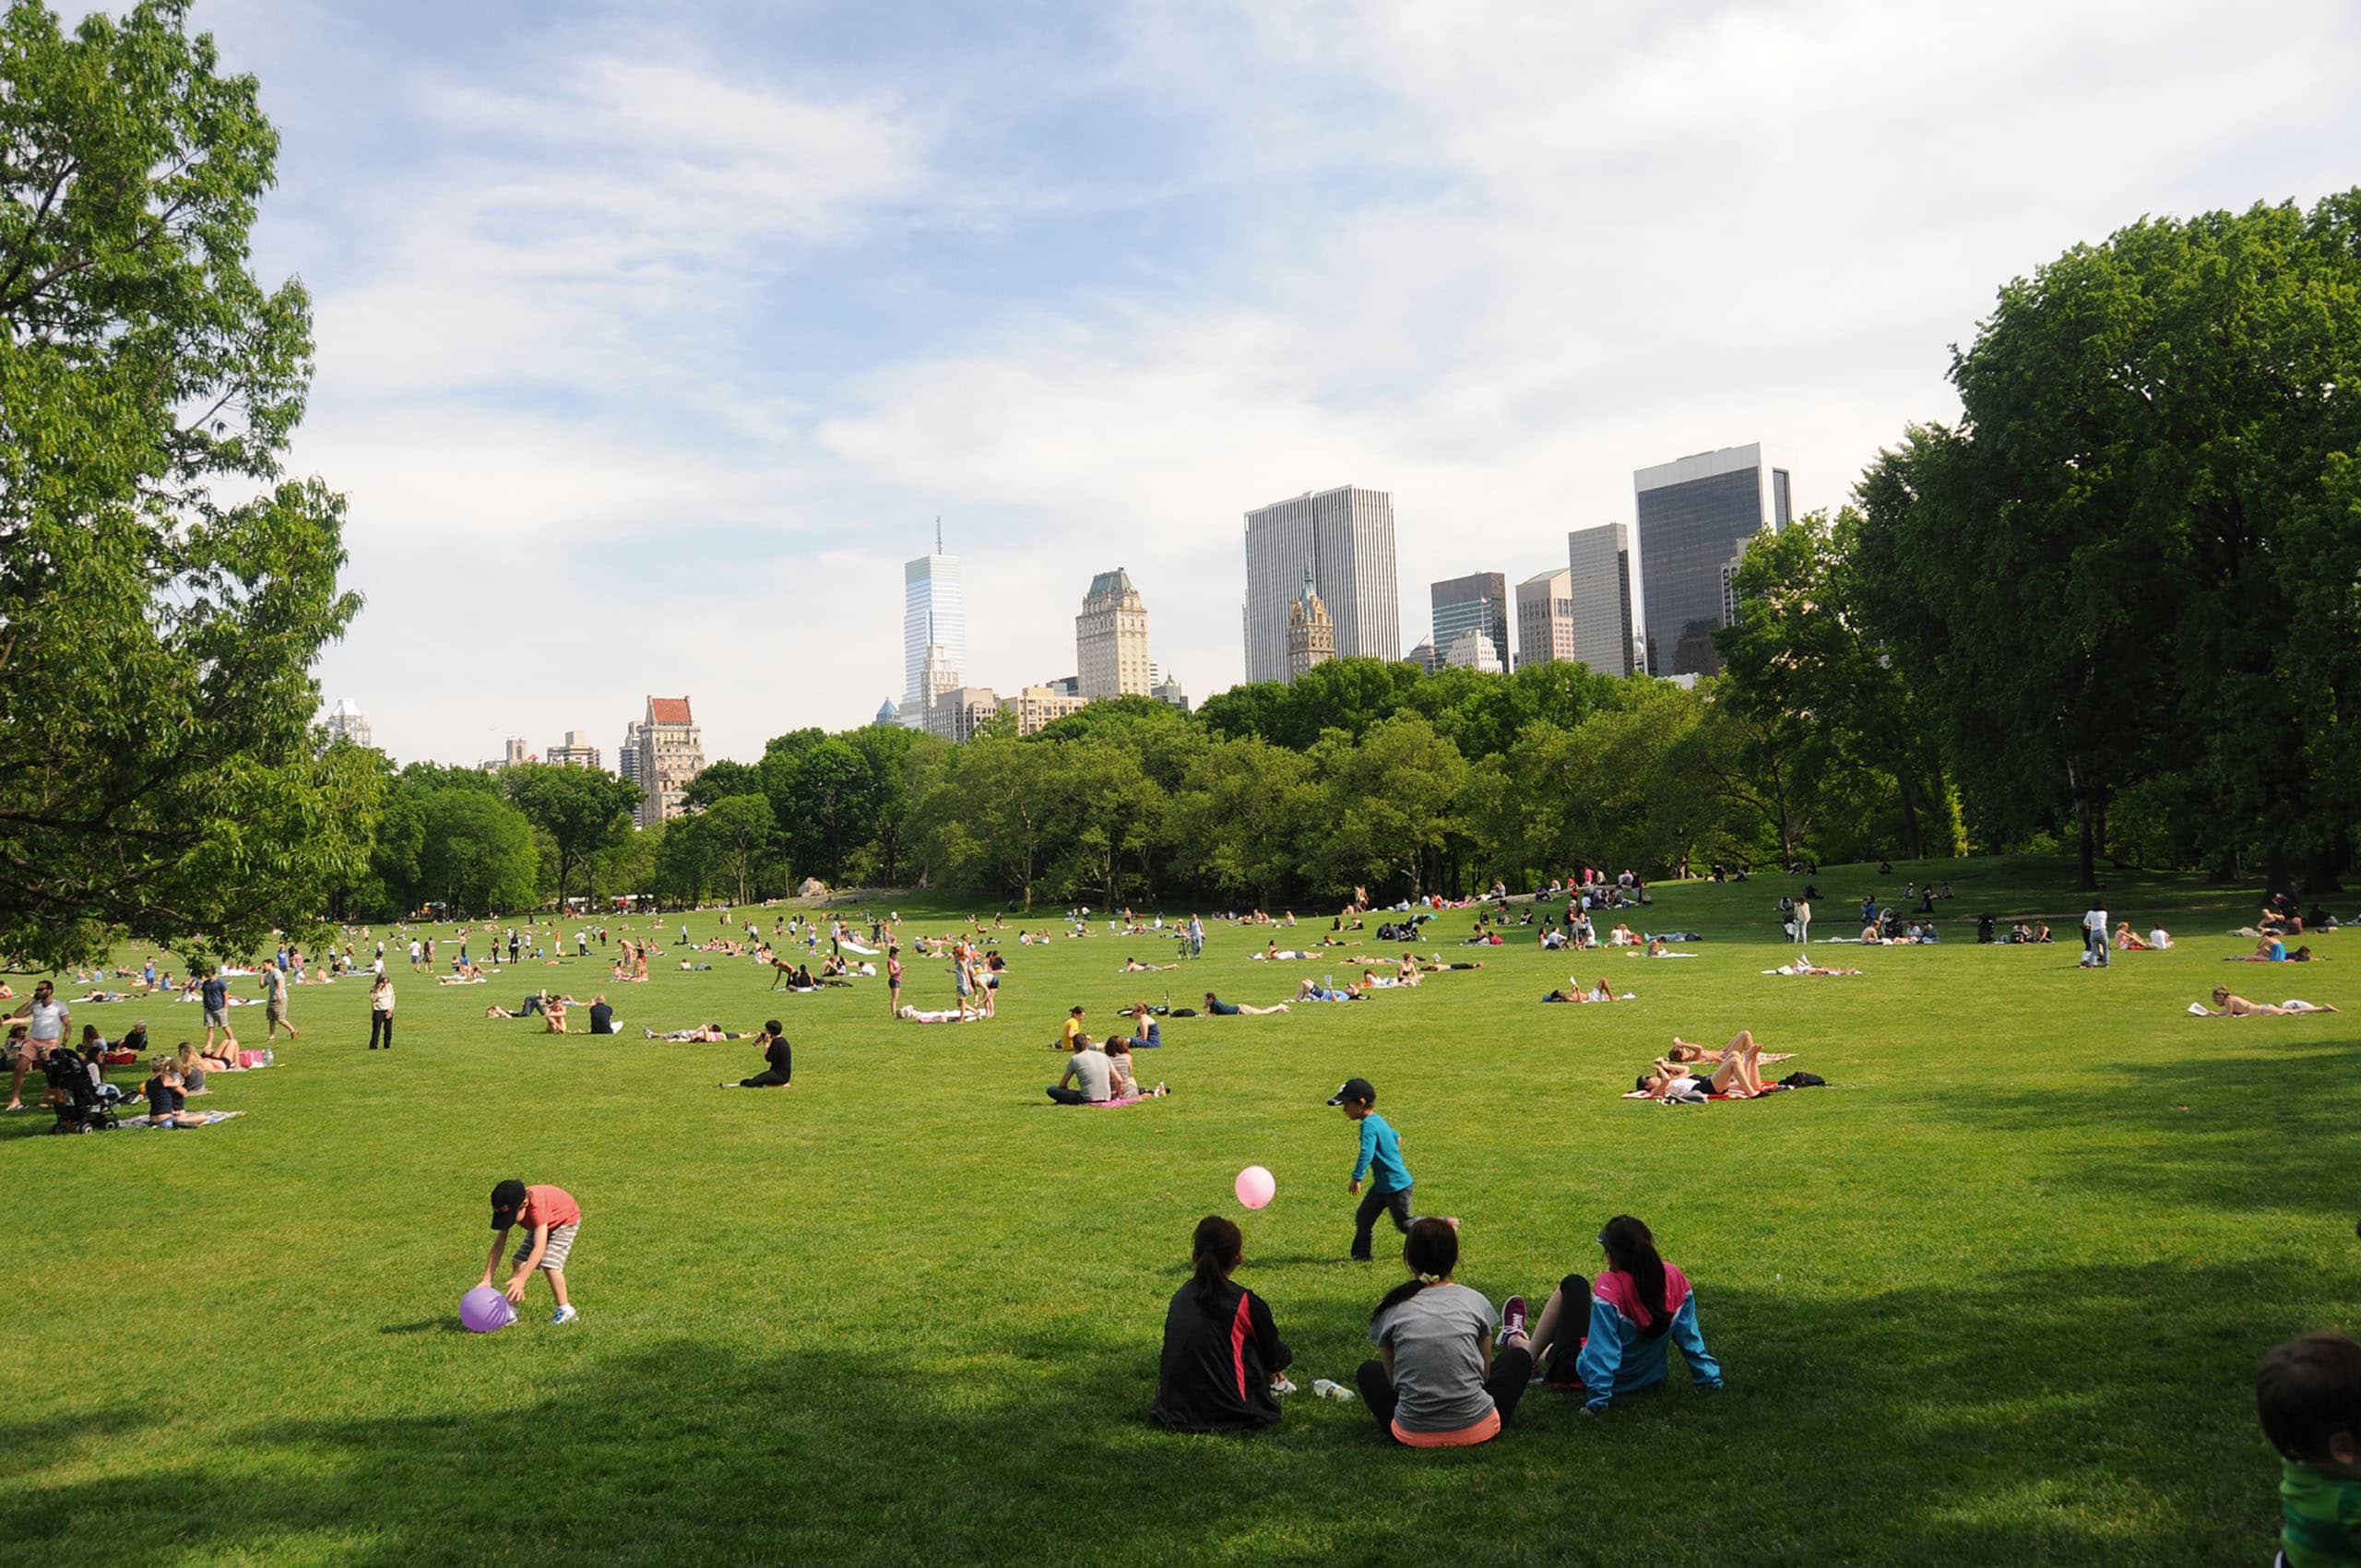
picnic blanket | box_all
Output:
[121,1110,248,1128]
[839,939,881,956]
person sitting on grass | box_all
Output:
[1202,992,1290,1016]
[1111,1003,1162,1051]
[1150,1216,1294,1431]
[173,1040,212,1094]
[1356,1218,1533,1447]
[139,1056,213,1128]
[2147,925,2174,950]
[1047,1033,1112,1105]
[2257,1331,2361,1568]
[1639,1033,1766,1100]
[543,995,569,1034]
[2199,988,2338,1016]
[2113,921,2151,952]
[1526,1215,1721,1413]
[717,1022,791,1088]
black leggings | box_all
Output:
[1355,1345,1533,1442]
[739,1069,790,1087]
[369,1012,394,1050]
[1542,1273,1592,1384]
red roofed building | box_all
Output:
[634,695,705,828]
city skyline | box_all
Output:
[268,6,2361,762]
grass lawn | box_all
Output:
[2,857,2349,1566]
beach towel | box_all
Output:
[122,1110,247,1128]
[839,940,881,956]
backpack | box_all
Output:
[1777,1071,1827,1088]
[1169,1007,1197,1017]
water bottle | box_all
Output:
[1311,1378,1355,1403]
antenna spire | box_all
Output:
[935,517,943,555]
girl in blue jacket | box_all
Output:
[1527,1215,1721,1412]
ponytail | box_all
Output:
[1191,1216,1242,1313]
[1600,1215,1672,1339]
[1370,1218,1459,1324]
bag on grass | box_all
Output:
[1777,1072,1826,1088]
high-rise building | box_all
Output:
[1430,574,1508,673]
[321,696,372,749]
[1442,627,1503,673]
[1076,568,1152,699]
[1147,663,1190,713]
[482,737,528,773]
[546,731,601,769]
[1285,568,1336,683]
[873,699,900,728]
[633,697,704,828]
[1001,683,1089,736]
[1720,542,1752,629]
[1632,445,1788,677]
[901,526,967,728]
[1514,568,1576,670]
[618,720,643,791]
[1565,523,1642,678]
[1406,639,1440,675]
[1242,487,1400,683]
[927,685,1001,744]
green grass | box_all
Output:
[2,858,2349,1566]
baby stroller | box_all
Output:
[45,1053,120,1134]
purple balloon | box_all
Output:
[460,1286,517,1333]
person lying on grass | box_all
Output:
[1356,1217,1533,1447]
[1150,1216,1293,1432]
[646,1023,749,1042]
[199,1028,243,1073]
[1639,1033,1766,1099]
[1121,957,1180,972]
[2198,989,2338,1016]
[1525,1214,1722,1413]
[1543,977,1618,1004]
[1253,942,1315,960]
[1766,960,1862,977]
[717,1022,791,1088]
[1203,992,1290,1016]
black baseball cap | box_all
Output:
[491,1179,527,1228]
[1327,1077,1375,1106]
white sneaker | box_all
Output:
[550,1305,578,1325]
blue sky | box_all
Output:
[189,0,2361,763]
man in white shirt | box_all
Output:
[7,980,70,1111]
[2082,901,2110,967]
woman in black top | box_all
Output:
[718,1021,791,1088]
[1150,1216,1292,1432]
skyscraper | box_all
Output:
[1242,487,1400,683]
[633,696,704,828]
[546,731,602,768]
[618,720,642,792]
[1632,445,1788,677]
[1514,568,1576,670]
[1285,569,1335,683]
[1565,522,1642,677]
[1430,573,1508,673]
[320,696,372,748]
[901,525,966,728]
[1442,627,1503,673]
[1075,568,1151,699]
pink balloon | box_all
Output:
[1234,1165,1276,1209]
[460,1285,517,1333]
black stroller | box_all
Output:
[45,1052,121,1134]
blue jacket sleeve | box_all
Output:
[1351,1121,1375,1182]
[1573,1297,1624,1412]
[1669,1296,1721,1389]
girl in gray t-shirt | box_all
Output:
[1357,1218,1534,1445]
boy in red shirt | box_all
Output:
[481,1179,582,1324]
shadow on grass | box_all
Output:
[0,1262,2296,1566]
[1939,1040,2361,1220]
[376,1318,470,1336]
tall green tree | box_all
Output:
[0,0,375,966]
[700,793,777,906]
[501,762,641,905]
[416,789,539,915]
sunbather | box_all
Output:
[1202,992,1290,1016]
[1641,1032,1766,1099]
[2199,988,2337,1017]
[645,1023,747,1041]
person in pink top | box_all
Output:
[481,1180,583,1324]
